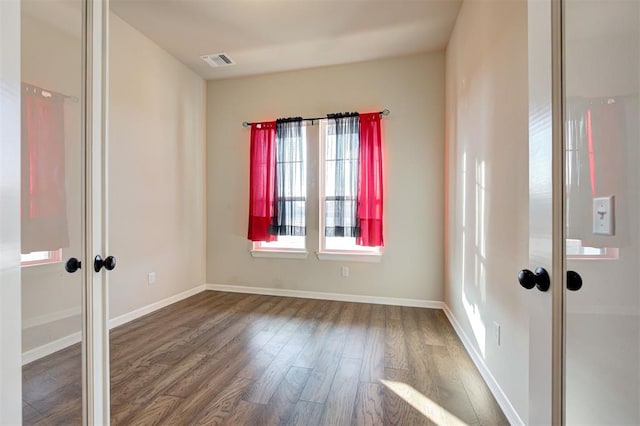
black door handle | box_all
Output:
[567,270,582,291]
[65,258,81,273]
[518,267,550,292]
[94,255,117,272]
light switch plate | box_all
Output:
[593,196,615,236]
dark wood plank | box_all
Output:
[287,400,324,426]
[384,305,409,369]
[353,382,385,426]
[221,400,264,425]
[292,301,344,368]
[22,402,42,425]
[256,366,310,425]
[360,303,386,383]
[318,356,361,425]
[191,377,254,425]
[342,302,372,359]
[428,344,479,424]
[114,395,183,426]
[382,367,434,426]
[299,302,357,403]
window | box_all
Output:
[250,113,383,260]
[252,121,307,255]
[319,119,381,259]
[20,249,62,267]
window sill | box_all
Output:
[315,251,382,263]
[250,249,308,260]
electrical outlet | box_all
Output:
[341,266,349,277]
[148,272,156,285]
[493,321,501,346]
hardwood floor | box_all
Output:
[23,291,508,425]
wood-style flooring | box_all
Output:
[23,291,508,425]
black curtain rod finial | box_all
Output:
[381,109,390,116]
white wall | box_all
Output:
[0,0,23,422]
[206,53,445,302]
[445,0,531,422]
[108,13,206,319]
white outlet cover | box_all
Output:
[593,196,614,236]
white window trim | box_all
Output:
[315,251,382,263]
[250,245,308,260]
[317,119,382,261]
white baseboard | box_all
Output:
[442,304,524,426]
[109,284,207,329]
[206,283,443,309]
[22,285,208,365]
[22,332,81,365]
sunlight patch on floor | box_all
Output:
[380,379,469,426]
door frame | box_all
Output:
[550,0,566,423]
[0,0,23,422]
[527,0,566,423]
[82,0,110,423]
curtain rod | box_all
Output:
[242,108,390,128]
[22,82,79,103]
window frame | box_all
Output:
[317,119,382,262]
[251,124,309,257]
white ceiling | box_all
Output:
[109,0,463,80]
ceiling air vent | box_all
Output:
[201,53,235,68]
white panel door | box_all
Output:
[563,0,640,424]
[3,0,110,424]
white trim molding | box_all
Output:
[442,303,524,426]
[206,283,442,309]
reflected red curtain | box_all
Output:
[21,85,69,254]
[356,112,384,247]
[247,121,277,242]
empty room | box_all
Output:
[1,0,638,425]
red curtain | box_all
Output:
[21,85,69,253]
[357,112,384,247]
[247,122,277,241]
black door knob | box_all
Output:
[518,267,550,292]
[518,269,537,289]
[65,257,81,273]
[94,255,117,272]
[567,270,582,291]
[104,255,116,271]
